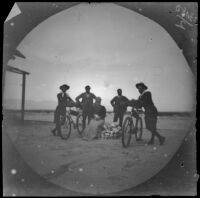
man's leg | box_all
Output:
[145,116,165,145]
[119,112,124,128]
[54,115,62,137]
[82,111,87,129]
[113,112,118,122]
[150,129,165,145]
[51,119,57,135]
[56,122,62,137]
[51,126,57,136]
[145,116,156,144]
[51,110,58,135]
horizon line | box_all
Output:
[3,109,194,114]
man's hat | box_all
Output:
[135,82,148,90]
[85,85,91,90]
[60,84,70,91]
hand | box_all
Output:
[75,101,82,108]
[130,99,136,102]
[128,99,137,107]
[68,101,75,107]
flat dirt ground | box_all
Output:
[3,112,197,195]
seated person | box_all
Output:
[82,97,106,140]
[110,89,129,127]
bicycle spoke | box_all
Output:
[77,114,84,134]
[60,117,71,140]
[122,117,132,148]
[135,118,143,141]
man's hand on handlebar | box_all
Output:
[121,99,137,107]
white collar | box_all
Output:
[139,90,148,97]
[60,91,66,96]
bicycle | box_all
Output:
[122,108,143,148]
[59,106,84,140]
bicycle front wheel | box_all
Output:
[76,113,84,135]
[135,117,143,141]
[60,116,71,140]
[122,117,133,148]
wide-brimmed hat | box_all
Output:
[135,82,148,90]
[60,84,70,91]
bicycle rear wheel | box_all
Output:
[60,115,71,140]
[76,113,84,135]
[135,117,143,141]
[122,117,133,148]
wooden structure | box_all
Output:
[5,65,30,122]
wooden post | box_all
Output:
[2,65,7,104]
[21,73,26,122]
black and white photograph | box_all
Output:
[2,2,198,196]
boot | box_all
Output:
[159,136,166,145]
[57,130,62,137]
[51,129,56,136]
[153,131,165,145]
[148,134,155,145]
[147,139,154,145]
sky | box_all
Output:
[4,3,196,111]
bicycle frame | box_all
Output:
[66,107,81,129]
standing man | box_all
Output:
[134,82,165,145]
[110,89,129,127]
[52,84,75,137]
[76,85,96,129]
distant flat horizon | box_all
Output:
[4,108,194,114]
[3,98,195,113]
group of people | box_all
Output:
[51,82,165,145]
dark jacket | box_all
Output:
[110,95,129,114]
[76,92,96,111]
[93,104,106,120]
[54,92,72,122]
[136,91,158,116]
[57,92,72,107]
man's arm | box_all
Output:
[118,96,129,107]
[110,97,116,107]
[128,99,137,107]
[92,93,97,100]
[76,93,83,103]
[66,94,76,107]
[123,96,130,105]
[65,93,74,102]
[68,96,75,103]
[123,96,129,101]
[57,93,62,103]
